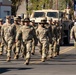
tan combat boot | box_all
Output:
[14,53,19,59]
[0,51,2,55]
[31,51,35,55]
[53,52,57,57]
[24,59,30,65]
[6,57,11,62]
[49,54,53,58]
[41,58,46,62]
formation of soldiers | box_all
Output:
[0,16,62,65]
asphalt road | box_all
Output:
[0,40,76,75]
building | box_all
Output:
[0,0,11,20]
[16,0,27,17]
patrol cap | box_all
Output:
[39,20,45,24]
[6,16,11,19]
[21,19,25,22]
[47,18,52,21]
[17,16,21,19]
[31,20,35,23]
[24,17,31,22]
[14,17,18,21]
[0,18,3,22]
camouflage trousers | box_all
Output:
[5,40,14,57]
[23,40,32,61]
[74,40,76,48]
[0,42,4,54]
[31,39,35,54]
[56,38,60,55]
[49,38,57,57]
[12,41,21,54]
[39,41,49,59]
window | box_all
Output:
[33,12,45,18]
[47,12,58,18]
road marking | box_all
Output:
[30,46,75,64]
[60,47,74,54]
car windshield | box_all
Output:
[47,12,58,18]
[33,12,45,18]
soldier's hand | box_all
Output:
[70,36,73,39]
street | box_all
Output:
[0,40,76,75]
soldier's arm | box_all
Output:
[1,26,4,39]
[16,28,22,42]
[32,28,38,46]
[70,26,74,39]
[46,28,52,43]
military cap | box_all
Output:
[39,20,45,24]
[17,16,21,19]
[31,20,35,23]
[47,18,52,21]
[6,16,10,19]
[24,18,31,22]
[14,17,18,21]
[42,17,47,21]
[21,19,25,22]
[0,18,3,22]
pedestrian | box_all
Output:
[0,19,3,55]
[1,16,16,62]
[16,17,37,65]
[36,18,51,62]
[70,22,76,48]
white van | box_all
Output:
[30,9,63,23]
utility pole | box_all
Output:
[56,0,58,10]
[26,0,28,17]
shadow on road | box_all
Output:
[61,43,74,47]
[0,67,33,74]
[35,54,76,65]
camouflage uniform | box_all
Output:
[70,22,76,47]
[12,17,21,59]
[56,22,62,55]
[1,22,16,61]
[51,22,57,57]
[0,19,3,55]
[16,18,37,65]
[30,20,38,55]
[36,20,51,62]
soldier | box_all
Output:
[0,19,3,55]
[21,19,25,26]
[47,18,53,58]
[12,17,21,59]
[1,16,16,61]
[56,21,62,55]
[20,19,25,58]
[16,17,37,65]
[51,20,57,57]
[30,20,37,55]
[17,16,21,25]
[36,19,51,62]
[70,22,76,48]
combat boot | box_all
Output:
[14,53,19,59]
[49,55,53,58]
[53,52,57,57]
[41,57,46,62]
[24,59,30,65]
[6,57,11,62]
[39,50,42,55]
[31,51,35,55]
[0,51,2,55]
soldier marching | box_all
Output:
[0,15,63,65]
